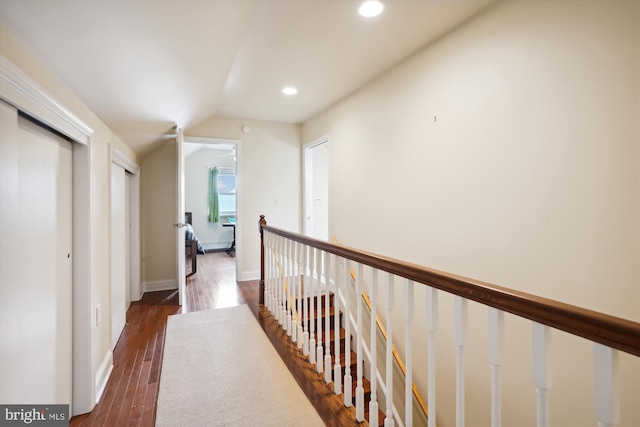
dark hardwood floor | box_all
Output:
[70,250,363,427]
[69,251,254,426]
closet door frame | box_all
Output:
[1,55,96,415]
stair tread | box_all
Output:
[266,287,398,427]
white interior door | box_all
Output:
[304,139,329,240]
[110,162,127,349]
[0,100,72,405]
[176,128,186,306]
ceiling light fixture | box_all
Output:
[359,1,384,18]
[282,86,298,95]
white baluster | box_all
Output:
[265,232,271,312]
[593,343,619,427]
[297,242,304,349]
[454,296,467,427]
[384,272,394,427]
[426,286,438,427]
[264,232,271,312]
[269,233,275,313]
[290,240,298,343]
[356,263,365,421]
[324,253,333,384]
[270,233,277,314]
[488,308,504,427]
[405,279,414,427]
[369,268,379,427]
[333,254,342,395]
[279,236,286,326]
[309,247,317,364]
[263,232,269,311]
[316,249,324,373]
[276,236,284,325]
[532,322,551,427]
[302,245,310,355]
[344,258,352,407]
[273,235,280,321]
[284,239,290,334]
[270,234,276,318]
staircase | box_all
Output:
[260,218,640,427]
[304,292,385,427]
[260,288,385,427]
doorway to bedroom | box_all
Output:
[183,138,239,309]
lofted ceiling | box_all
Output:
[0,0,494,157]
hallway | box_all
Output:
[70,251,259,426]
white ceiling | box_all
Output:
[0,0,494,156]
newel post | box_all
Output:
[259,215,267,305]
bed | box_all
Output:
[185,212,204,274]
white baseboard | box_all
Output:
[238,270,259,282]
[143,279,178,293]
[95,350,113,404]
[203,242,233,251]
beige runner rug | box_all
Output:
[155,304,324,426]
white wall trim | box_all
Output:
[94,350,113,404]
[203,243,233,251]
[184,136,239,146]
[238,270,260,282]
[143,279,178,293]
[0,55,93,145]
[112,147,139,174]
[0,55,95,415]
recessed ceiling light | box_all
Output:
[282,86,298,95]
[359,1,384,18]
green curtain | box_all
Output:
[208,167,220,223]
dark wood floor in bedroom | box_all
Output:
[69,250,257,427]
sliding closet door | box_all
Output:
[111,162,127,349]
[0,100,73,405]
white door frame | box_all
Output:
[1,55,95,415]
[182,136,241,280]
[176,128,186,306]
[303,136,329,239]
[110,147,140,349]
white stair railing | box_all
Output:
[343,258,352,407]
[333,250,343,396]
[258,217,640,427]
[426,286,438,427]
[369,267,380,427]
[316,248,324,373]
[324,252,332,384]
[355,263,365,421]
[488,307,504,427]
[384,271,395,427]
[454,295,467,427]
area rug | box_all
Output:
[155,304,324,426]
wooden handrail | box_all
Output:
[260,219,640,357]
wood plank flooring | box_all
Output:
[70,251,248,427]
[70,250,360,427]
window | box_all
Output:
[218,173,236,215]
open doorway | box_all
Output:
[183,137,240,310]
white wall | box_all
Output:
[185,147,235,250]
[303,1,639,426]
[140,116,301,283]
[189,117,302,280]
